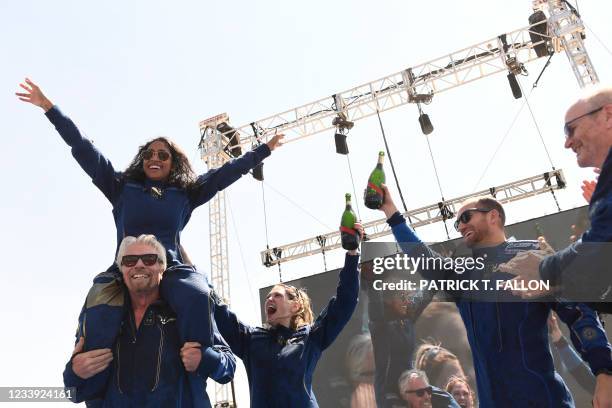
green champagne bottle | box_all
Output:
[341,193,359,250]
[534,222,544,239]
[364,151,386,209]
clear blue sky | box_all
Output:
[2,1,611,405]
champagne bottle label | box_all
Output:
[364,151,386,210]
[340,226,357,235]
[367,182,383,195]
[341,228,360,250]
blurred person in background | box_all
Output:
[445,376,475,408]
[415,343,466,391]
[345,333,377,408]
[397,369,460,408]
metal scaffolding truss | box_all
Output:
[260,170,566,266]
[546,1,599,86]
[199,1,593,150]
[201,24,545,146]
[200,113,232,302]
[199,115,232,405]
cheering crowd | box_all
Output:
[16,79,612,407]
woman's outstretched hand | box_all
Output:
[16,78,53,112]
[266,133,285,151]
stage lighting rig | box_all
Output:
[216,121,243,157]
[505,56,528,99]
[528,9,552,58]
[403,69,435,135]
[411,92,434,135]
[417,103,434,135]
[408,91,433,105]
[332,112,354,155]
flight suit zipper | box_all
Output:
[496,303,503,352]
[116,341,122,394]
[151,319,167,391]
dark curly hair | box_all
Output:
[123,137,197,190]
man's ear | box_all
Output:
[603,104,612,130]
[488,209,501,226]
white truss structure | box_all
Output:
[260,170,566,266]
[200,1,596,150]
[199,114,232,405]
[201,25,543,146]
[543,0,599,86]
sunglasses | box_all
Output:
[454,208,492,231]
[564,106,603,139]
[142,149,171,161]
[121,254,160,267]
[405,386,433,397]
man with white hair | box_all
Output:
[63,235,236,407]
[397,369,459,408]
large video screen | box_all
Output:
[260,205,606,407]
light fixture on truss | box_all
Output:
[405,69,435,135]
[506,56,528,99]
[216,121,242,157]
[332,112,354,155]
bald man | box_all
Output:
[501,87,612,312]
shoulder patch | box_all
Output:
[252,327,270,334]
[582,327,598,341]
[505,240,539,254]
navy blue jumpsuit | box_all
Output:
[46,106,268,398]
[213,253,360,408]
[388,212,612,407]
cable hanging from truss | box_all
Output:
[516,76,562,212]
[421,123,452,240]
[257,172,356,276]
[375,110,412,220]
[226,191,259,311]
[346,155,363,222]
[248,129,285,281]
[471,51,555,193]
[259,180,283,281]
[517,78,555,170]
[584,24,612,60]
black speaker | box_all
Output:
[334,132,349,155]
[507,73,522,99]
[528,10,551,58]
[419,113,434,135]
